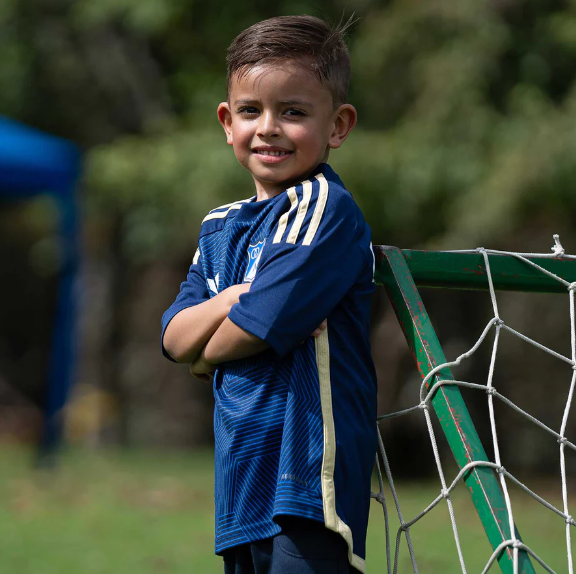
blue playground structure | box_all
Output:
[0,116,81,455]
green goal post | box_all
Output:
[373,246,576,574]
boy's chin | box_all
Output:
[250,165,317,189]
[252,174,302,193]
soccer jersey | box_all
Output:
[161,163,377,573]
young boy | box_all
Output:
[162,15,377,574]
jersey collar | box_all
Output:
[308,162,345,188]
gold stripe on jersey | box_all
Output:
[316,326,366,573]
[210,198,252,212]
[286,180,313,244]
[202,199,252,223]
[273,186,298,244]
[192,248,200,265]
[302,173,329,246]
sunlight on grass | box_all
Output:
[0,447,571,573]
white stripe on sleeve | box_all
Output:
[273,186,298,243]
[302,174,329,246]
[202,199,252,222]
[287,180,313,244]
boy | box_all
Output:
[162,15,377,574]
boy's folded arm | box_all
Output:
[219,182,373,358]
[203,317,269,364]
[163,284,250,363]
[189,178,372,365]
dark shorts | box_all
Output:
[222,517,358,574]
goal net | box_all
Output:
[372,236,576,574]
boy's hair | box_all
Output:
[226,15,352,107]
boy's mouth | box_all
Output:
[252,147,293,164]
[253,147,293,155]
[254,150,291,156]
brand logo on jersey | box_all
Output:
[207,273,219,295]
[244,240,265,283]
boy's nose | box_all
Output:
[257,112,281,138]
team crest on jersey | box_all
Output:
[244,240,265,283]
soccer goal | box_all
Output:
[372,237,576,574]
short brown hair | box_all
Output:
[226,15,352,107]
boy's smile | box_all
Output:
[218,62,356,200]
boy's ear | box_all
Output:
[217,102,234,146]
[328,104,357,149]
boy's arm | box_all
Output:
[190,319,268,382]
[162,247,252,364]
[213,181,373,359]
[189,177,370,370]
[192,316,327,379]
[202,317,269,364]
[163,284,251,363]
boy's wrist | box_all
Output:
[203,339,220,365]
[199,345,216,366]
[224,286,240,310]
[222,283,251,311]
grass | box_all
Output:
[0,446,571,573]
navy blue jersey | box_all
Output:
[161,164,377,573]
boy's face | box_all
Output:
[218,61,356,199]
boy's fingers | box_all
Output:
[190,370,213,384]
[311,319,328,337]
[189,362,215,383]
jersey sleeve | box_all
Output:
[161,247,209,361]
[227,176,372,357]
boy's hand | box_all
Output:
[311,319,327,338]
[300,319,327,345]
[189,348,216,384]
[225,282,251,306]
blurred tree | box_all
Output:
[1,0,576,457]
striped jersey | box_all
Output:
[161,163,377,572]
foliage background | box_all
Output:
[2,0,576,571]
[1,0,575,480]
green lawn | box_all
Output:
[0,447,570,573]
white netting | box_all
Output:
[373,235,576,574]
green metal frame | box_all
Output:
[373,247,576,573]
[399,249,576,293]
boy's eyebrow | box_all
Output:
[279,99,314,108]
[233,98,314,108]
[234,99,259,105]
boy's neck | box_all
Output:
[252,162,327,202]
[253,181,286,202]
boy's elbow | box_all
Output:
[167,344,197,364]
[163,330,196,364]
[162,335,181,362]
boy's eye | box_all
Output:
[284,108,305,117]
[238,106,259,115]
